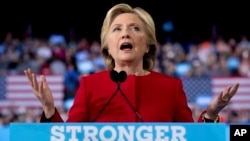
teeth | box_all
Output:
[120,44,132,50]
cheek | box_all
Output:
[107,38,118,54]
[135,37,147,51]
[135,34,147,44]
[107,34,118,44]
[109,46,116,55]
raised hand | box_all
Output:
[205,83,240,119]
[24,68,55,118]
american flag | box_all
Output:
[181,76,250,110]
[0,74,64,110]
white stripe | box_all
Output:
[6,92,63,99]
[212,78,250,85]
[0,101,10,106]
[213,87,250,93]
[0,101,63,107]
[7,75,64,82]
[230,95,250,101]
[6,84,64,91]
[230,104,250,109]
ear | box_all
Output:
[146,45,152,53]
[102,47,109,56]
[148,44,155,53]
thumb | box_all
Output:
[221,86,231,102]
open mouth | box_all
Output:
[120,43,133,50]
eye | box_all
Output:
[113,27,121,32]
[132,26,140,31]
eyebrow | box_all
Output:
[111,23,140,28]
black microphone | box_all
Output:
[91,70,144,122]
[91,70,120,122]
[115,71,144,122]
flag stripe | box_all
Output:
[0,101,62,107]
[213,87,250,93]
[6,92,63,99]
[6,84,63,91]
[0,75,64,109]
[7,75,64,82]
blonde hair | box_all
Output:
[101,3,157,70]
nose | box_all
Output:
[122,34,129,39]
[122,29,130,39]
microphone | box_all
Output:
[91,70,120,122]
[92,70,144,122]
[114,71,144,122]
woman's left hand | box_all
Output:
[205,83,240,119]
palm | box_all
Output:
[34,77,54,107]
[24,68,55,109]
[206,83,239,118]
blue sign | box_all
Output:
[10,123,228,141]
[0,126,9,141]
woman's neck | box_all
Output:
[114,65,148,76]
[114,60,151,76]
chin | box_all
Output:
[117,56,135,62]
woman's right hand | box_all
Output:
[24,68,55,118]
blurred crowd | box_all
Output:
[0,28,250,126]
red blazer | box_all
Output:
[41,71,206,122]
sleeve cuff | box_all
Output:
[40,108,56,122]
[202,111,220,123]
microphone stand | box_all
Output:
[91,70,144,122]
[91,83,120,122]
[118,85,144,122]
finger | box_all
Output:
[221,86,231,102]
[221,83,240,102]
[40,75,49,92]
[229,83,240,97]
[32,73,39,90]
[27,68,33,75]
[39,75,44,96]
[24,68,34,87]
[229,83,239,93]
[221,93,229,103]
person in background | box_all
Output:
[24,3,239,122]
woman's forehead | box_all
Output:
[110,13,143,26]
